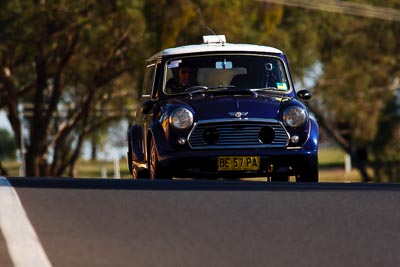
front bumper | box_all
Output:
[158,147,317,178]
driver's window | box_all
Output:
[165,60,198,94]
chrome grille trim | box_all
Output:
[188,118,289,149]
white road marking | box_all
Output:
[0,176,53,267]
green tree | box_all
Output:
[2,0,398,181]
[0,0,146,176]
[0,128,16,160]
[142,0,286,50]
[371,91,400,182]
[292,1,400,181]
[0,128,16,175]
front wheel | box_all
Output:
[132,166,149,179]
[128,136,149,179]
[149,138,172,179]
[127,150,133,176]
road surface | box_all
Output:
[1,177,400,267]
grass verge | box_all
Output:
[2,147,361,182]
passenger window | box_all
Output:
[142,63,156,97]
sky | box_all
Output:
[0,111,12,132]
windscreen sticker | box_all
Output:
[167,60,182,69]
[276,83,288,90]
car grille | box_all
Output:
[188,119,289,149]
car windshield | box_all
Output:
[163,54,290,95]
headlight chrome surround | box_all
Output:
[283,106,307,128]
[170,108,194,129]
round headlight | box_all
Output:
[170,108,194,129]
[283,106,307,128]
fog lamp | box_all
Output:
[177,138,187,145]
[290,135,300,144]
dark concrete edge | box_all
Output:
[2,176,400,191]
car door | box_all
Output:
[138,61,160,160]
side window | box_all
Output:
[142,63,156,97]
[264,59,290,90]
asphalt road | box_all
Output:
[2,177,400,267]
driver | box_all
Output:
[167,63,198,93]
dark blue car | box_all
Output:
[127,36,319,181]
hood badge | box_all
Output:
[229,111,248,118]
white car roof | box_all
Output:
[148,43,284,61]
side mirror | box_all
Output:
[141,99,156,114]
[297,89,312,100]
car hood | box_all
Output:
[166,93,290,121]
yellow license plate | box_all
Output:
[218,156,260,171]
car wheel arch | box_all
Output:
[303,118,319,149]
[146,129,155,160]
[127,132,133,175]
[129,125,145,161]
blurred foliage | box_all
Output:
[0,0,399,180]
[0,128,17,160]
[312,1,400,181]
[0,0,147,176]
[371,96,400,182]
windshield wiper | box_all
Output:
[185,85,209,92]
[186,85,236,95]
[208,85,236,90]
[251,87,279,91]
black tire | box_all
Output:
[128,136,149,179]
[149,138,172,179]
[127,151,133,176]
[296,156,319,182]
[132,166,149,179]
